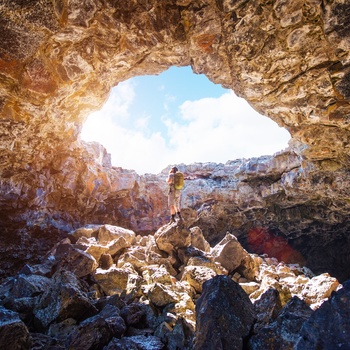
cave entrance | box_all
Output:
[81,66,291,174]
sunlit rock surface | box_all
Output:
[1,0,350,283]
[0,223,347,349]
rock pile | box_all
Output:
[0,222,348,349]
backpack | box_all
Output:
[174,172,184,190]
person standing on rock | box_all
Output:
[167,166,184,223]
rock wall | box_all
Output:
[1,0,350,281]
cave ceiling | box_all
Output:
[1,0,350,164]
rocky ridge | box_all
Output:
[1,221,347,349]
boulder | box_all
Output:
[30,333,65,350]
[186,256,228,276]
[120,303,146,327]
[69,225,101,243]
[75,236,108,262]
[53,243,98,278]
[177,246,209,267]
[211,233,251,273]
[0,273,53,325]
[181,265,218,293]
[141,265,174,285]
[104,335,164,350]
[117,246,149,270]
[34,271,98,330]
[0,306,32,350]
[295,280,350,349]
[249,296,313,350]
[93,264,138,296]
[194,275,256,350]
[97,225,135,247]
[155,224,191,254]
[301,273,340,307]
[147,283,180,307]
[8,274,52,299]
[252,288,282,332]
[190,227,210,252]
[67,304,126,349]
[47,318,77,343]
[240,281,260,295]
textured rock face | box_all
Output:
[1,0,350,281]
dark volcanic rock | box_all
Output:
[0,305,32,350]
[249,296,313,350]
[0,222,347,349]
[1,0,350,285]
[33,270,98,330]
[66,305,126,350]
[295,280,350,350]
[194,275,256,350]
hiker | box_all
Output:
[167,166,183,223]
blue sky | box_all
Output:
[81,66,291,174]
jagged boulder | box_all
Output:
[252,288,282,333]
[154,223,191,254]
[248,296,313,350]
[0,273,52,326]
[211,233,252,273]
[34,270,98,330]
[300,273,340,308]
[70,224,136,264]
[97,225,136,247]
[190,227,211,253]
[105,335,164,350]
[147,283,180,308]
[120,302,146,327]
[3,274,52,299]
[181,256,227,294]
[295,280,350,349]
[0,305,32,350]
[53,242,98,278]
[30,333,65,350]
[66,304,126,350]
[194,275,256,350]
[141,264,174,285]
[181,265,218,294]
[93,263,140,297]
[69,225,101,242]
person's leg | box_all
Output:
[175,192,182,220]
[168,193,176,223]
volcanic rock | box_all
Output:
[0,222,348,349]
[0,305,32,350]
[194,275,256,350]
[295,279,350,350]
[249,296,313,350]
[1,0,350,286]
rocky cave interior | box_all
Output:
[1,0,350,287]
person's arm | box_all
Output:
[167,173,174,184]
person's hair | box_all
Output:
[172,166,178,173]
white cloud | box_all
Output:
[134,115,150,130]
[81,85,291,175]
[164,91,290,165]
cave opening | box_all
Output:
[81,66,291,175]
